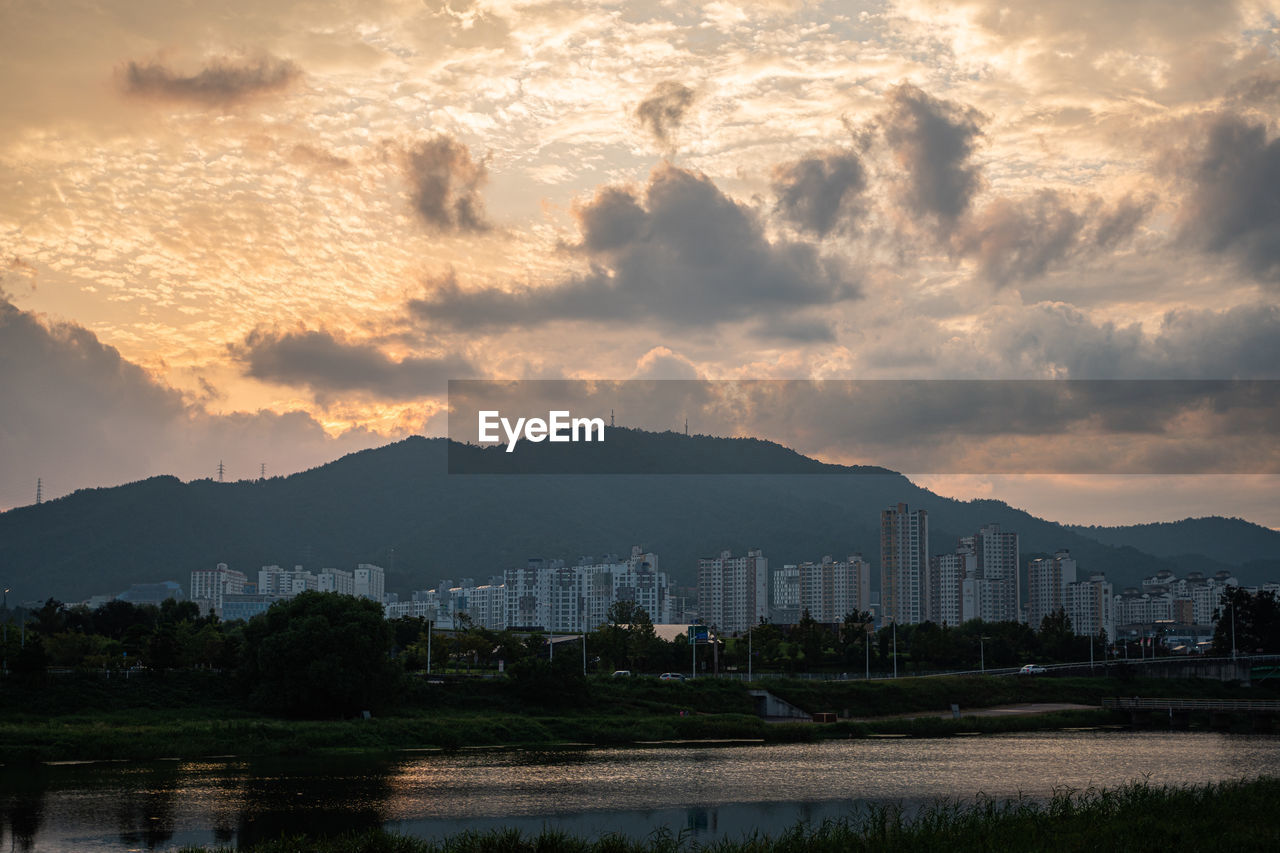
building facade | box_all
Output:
[881,503,928,625]
[697,548,769,633]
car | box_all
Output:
[1019,664,1047,675]
[658,672,686,681]
[611,670,632,677]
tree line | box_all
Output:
[4,586,1277,717]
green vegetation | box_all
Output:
[176,776,1280,852]
[240,592,401,715]
[1212,586,1280,655]
[3,668,1272,763]
[3,588,1276,763]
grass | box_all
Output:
[173,776,1280,852]
[1,671,1271,763]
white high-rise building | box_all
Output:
[1066,573,1114,641]
[930,550,970,626]
[797,555,871,623]
[974,524,1020,622]
[881,503,928,625]
[698,549,769,633]
[1027,550,1077,629]
[354,563,386,603]
[258,565,317,597]
[190,563,248,616]
[500,548,669,632]
[316,567,354,596]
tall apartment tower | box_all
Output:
[881,503,928,625]
[797,555,872,623]
[974,524,1020,622]
[1026,550,1077,629]
[1065,573,1114,641]
[354,563,386,603]
[697,549,769,633]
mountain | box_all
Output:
[0,431,1268,604]
[1069,518,1280,566]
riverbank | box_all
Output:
[175,775,1280,852]
[0,672,1269,763]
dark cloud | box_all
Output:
[0,294,382,510]
[879,83,985,227]
[447,377,1279,475]
[289,143,352,170]
[771,149,867,237]
[404,135,490,232]
[123,55,300,104]
[233,327,473,401]
[951,192,1150,286]
[983,302,1280,379]
[409,163,860,334]
[1226,72,1280,105]
[1178,115,1280,282]
[636,81,696,146]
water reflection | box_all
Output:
[114,764,180,849]
[4,731,1280,852]
[1,765,47,853]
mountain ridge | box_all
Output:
[1,432,1266,605]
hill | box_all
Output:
[0,431,1266,604]
[1069,517,1280,566]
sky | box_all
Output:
[2,0,1278,528]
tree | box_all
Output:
[1213,587,1280,655]
[792,610,827,670]
[238,591,401,716]
[1038,608,1077,662]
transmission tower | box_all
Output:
[259,462,266,480]
[35,478,42,505]
[217,460,225,482]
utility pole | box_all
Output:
[890,617,901,676]
[1231,597,1238,660]
[691,627,697,678]
[426,619,432,674]
[748,624,753,682]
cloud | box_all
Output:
[403,135,491,232]
[232,327,473,401]
[1177,115,1280,282]
[0,294,383,510]
[123,55,300,104]
[636,81,696,147]
[974,302,1280,379]
[409,163,860,334]
[771,149,867,237]
[952,192,1150,285]
[878,83,985,228]
[633,346,700,380]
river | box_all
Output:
[3,730,1279,851]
